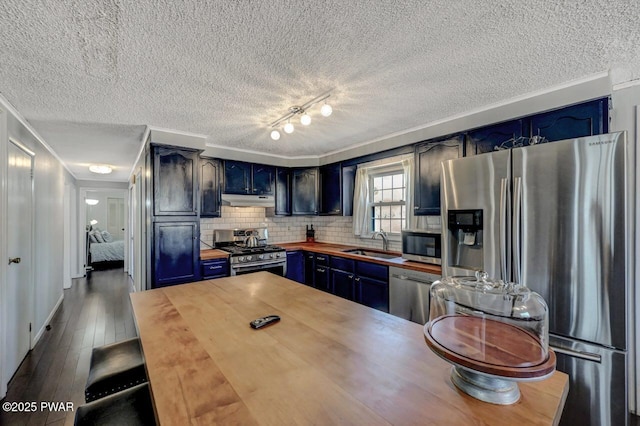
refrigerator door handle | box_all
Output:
[499,178,510,281]
[550,345,602,363]
[512,177,522,284]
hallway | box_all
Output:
[0,268,136,426]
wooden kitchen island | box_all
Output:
[130,272,568,425]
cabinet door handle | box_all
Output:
[317,256,326,261]
[348,275,354,279]
[317,268,326,273]
[208,265,223,270]
[354,277,361,282]
[8,257,21,265]
[414,206,420,210]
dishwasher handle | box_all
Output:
[391,273,435,285]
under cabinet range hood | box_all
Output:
[221,194,275,208]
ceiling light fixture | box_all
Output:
[89,164,113,174]
[268,92,332,139]
[284,120,295,134]
[320,102,333,117]
[85,198,99,206]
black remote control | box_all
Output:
[250,315,281,329]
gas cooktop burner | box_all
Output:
[220,245,285,256]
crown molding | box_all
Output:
[0,92,76,179]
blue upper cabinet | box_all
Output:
[153,146,199,217]
[319,163,342,215]
[529,99,608,143]
[466,120,524,156]
[224,160,275,195]
[252,164,275,195]
[291,168,318,215]
[414,135,464,216]
[223,160,252,194]
[275,167,291,216]
[342,165,356,216]
[200,157,222,218]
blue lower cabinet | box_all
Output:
[315,265,331,293]
[201,258,229,279]
[304,252,315,287]
[355,261,389,313]
[330,256,356,301]
[285,251,305,283]
[332,269,355,301]
[314,254,330,291]
[356,276,389,313]
[153,221,200,287]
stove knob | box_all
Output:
[258,254,264,260]
[278,253,284,258]
[238,256,245,262]
[269,254,274,259]
[246,255,252,261]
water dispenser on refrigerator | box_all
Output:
[446,209,483,272]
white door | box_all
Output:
[107,197,124,240]
[6,141,33,380]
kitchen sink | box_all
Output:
[342,248,400,260]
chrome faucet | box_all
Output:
[371,230,389,251]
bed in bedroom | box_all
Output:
[87,228,124,270]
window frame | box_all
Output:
[367,167,406,237]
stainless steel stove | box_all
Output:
[214,228,287,276]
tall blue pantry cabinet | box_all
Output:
[146,144,202,288]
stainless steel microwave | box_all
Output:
[401,230,441,265]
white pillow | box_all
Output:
[89,233,98,243]
[101,230,114,243]
[93,231,105,243]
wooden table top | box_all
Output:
[130,272,568,425]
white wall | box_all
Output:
[0,99,74,397]
[6,111,71,341]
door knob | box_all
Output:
[8,257,21,265]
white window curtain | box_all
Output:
[402,157,416,229]
[352,154,415,237]
[352,166,370,236]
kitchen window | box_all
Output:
[369,171,406,234]
[353,154,414,239]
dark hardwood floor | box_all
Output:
[0,268,136,426]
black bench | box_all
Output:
[85,337,147,402]
[75,382,156,425]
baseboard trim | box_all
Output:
[32,293,63,347]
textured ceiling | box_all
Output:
[1,0,639,181]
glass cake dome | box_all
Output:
[424,271,555,404]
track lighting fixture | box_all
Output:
[268,92,332,139]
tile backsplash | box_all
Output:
[200,206,441,252]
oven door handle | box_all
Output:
[231,260,287,269]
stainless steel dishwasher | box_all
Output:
[389,266,440,325]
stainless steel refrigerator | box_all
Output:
[440,132,632,426]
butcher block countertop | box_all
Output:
[130,272,568,425]
[200,248,228,260]
[202,241,442,274]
